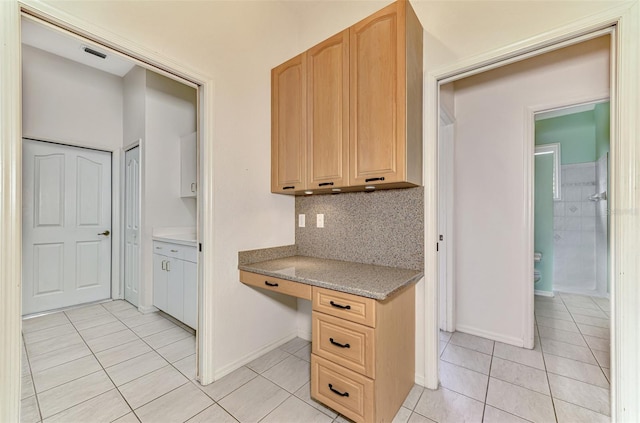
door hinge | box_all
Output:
[199,243,202,252]
[437,242,439,252]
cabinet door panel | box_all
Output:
[167,258,184,321]
[153,254,168,312]
[350,2,406,185]
[308,30,349,190]
[271,53,307,193]
[183,261,197,329]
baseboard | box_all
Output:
[456,324,524,348]
[297,330,312,342]
[212,331,298,381]
[534,290,555,298]
[414,373,426,387]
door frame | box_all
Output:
[437,111,455,333]
[0,3,218,421]
[425,4,639,420]
[122,140,141,306]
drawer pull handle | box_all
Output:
[170,249,178,253]
[264,281,279,287]
[328,384,349,397]
[329,301,351,310]
[318,182,334,187]
[329,338,350,348]
[365,177,385,183]
[283,186,295,190]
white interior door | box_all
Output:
[23,139,112,315]
[124,146,140,306]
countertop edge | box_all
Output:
[238,261,423,301]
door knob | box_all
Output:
[98,230,110,236]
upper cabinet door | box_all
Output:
[307,30,350,190]
[271,53,307,194]
[350,1,408,186]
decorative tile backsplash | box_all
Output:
[295,188,424,271]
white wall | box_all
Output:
[452,36,610,345]
[22,44,123,150]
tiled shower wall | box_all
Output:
[295,187,424,271]
[553,163,597,292]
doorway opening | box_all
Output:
[533,100,610,298]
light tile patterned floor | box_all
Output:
[20,293,610,423]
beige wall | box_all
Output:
[38,0,630,379]
[452,36,610,344]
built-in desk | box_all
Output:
[239,255,422,423]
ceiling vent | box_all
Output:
[83,46,107,59]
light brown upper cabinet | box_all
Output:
[271,53,307,194]
[307,30,350,191]
[272,0,423,195]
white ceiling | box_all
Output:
[21,18,135,77]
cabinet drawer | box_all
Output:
[311,354,373,423]
[312,312,375,378]
[312,287,376,327]
[183,246,197,263]
[153,241,183,259]
[240,270,312,300]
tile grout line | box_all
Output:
[535,313,559,423]
[21,333,44,423]
[480,340,496,422]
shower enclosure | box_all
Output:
[552,156,608,296]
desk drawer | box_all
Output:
[311,354,373,423]
[312,312,375,378]
[312,287,376,327]
[240,270,312,300]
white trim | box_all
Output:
[437,116,455,333]
[426,5,640,419]
[0,2,22,421]
[137,305,158,314]
[522,105,536,350]
[534,290,555,298]
[456,324,524,348]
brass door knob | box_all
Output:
[98,230,110,236]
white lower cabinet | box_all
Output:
[153,241,197,329]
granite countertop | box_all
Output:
[238,255,423,301]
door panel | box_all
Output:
[76,241,101,289]
[34,154,65,227]
[124,146,140,306]
[23,139,112,315]
[76,156,103,226]
[33,243,64,295]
